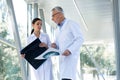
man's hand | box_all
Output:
[62,49,71,56]
[51,43,57,48]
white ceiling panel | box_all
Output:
[24,0,114,42]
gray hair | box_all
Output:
[52,6,64,13]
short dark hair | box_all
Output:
[32,18,42,24]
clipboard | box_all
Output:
[20,38,47,69]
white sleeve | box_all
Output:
[67,22,84,54]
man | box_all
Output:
[51,6,84,80]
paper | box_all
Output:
[35,47,60,60]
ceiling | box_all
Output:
[24,0,113,43]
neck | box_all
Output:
[34,31,40,37]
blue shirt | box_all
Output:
[58,18,66,29]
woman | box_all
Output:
[22,18,53,80]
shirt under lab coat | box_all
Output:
[27,32,53,80]
[54,19,84,80]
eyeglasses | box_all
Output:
[52,12,61,17]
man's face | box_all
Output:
[51,10,61,24]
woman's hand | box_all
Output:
[21,54,25,58]
[39,42,48,48]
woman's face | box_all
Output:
[32,20,42,32]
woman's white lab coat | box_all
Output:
[27,32,53,80]
[54,19,84,80]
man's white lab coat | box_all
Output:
[54,19,84,80]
